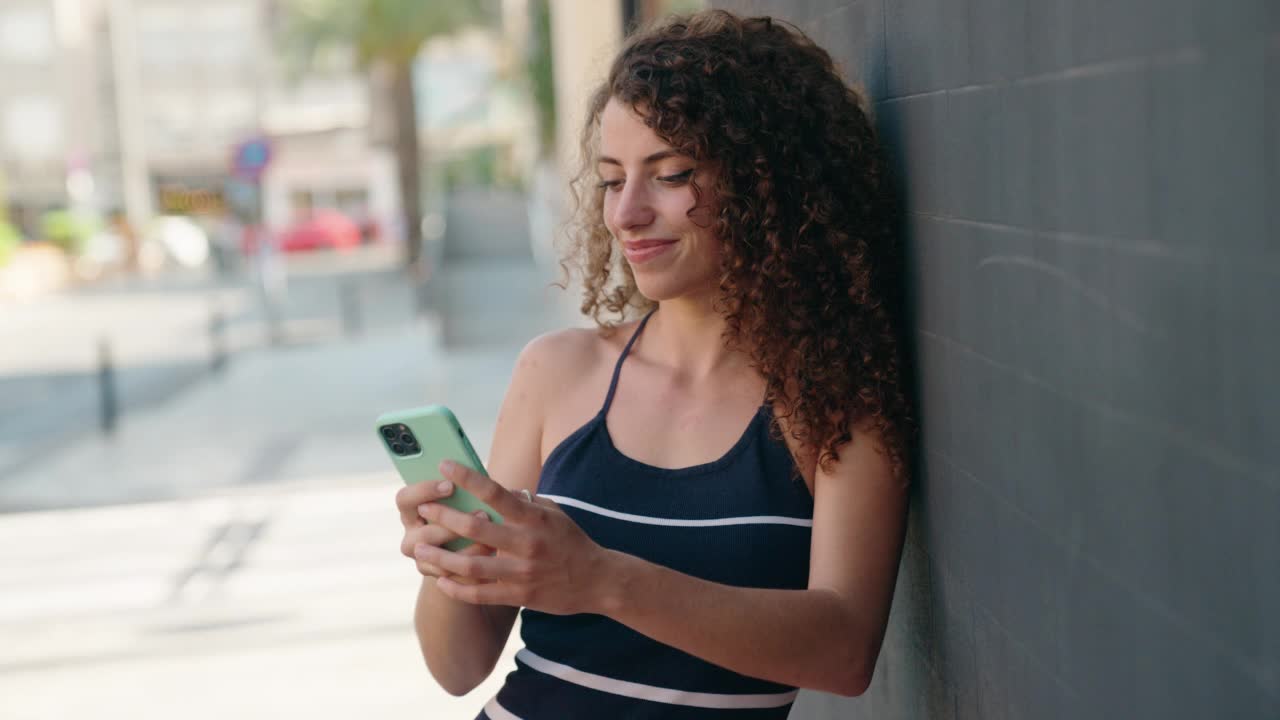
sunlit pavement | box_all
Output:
[0,249,577,719]
[0,476,520,719]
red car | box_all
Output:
[277,209,362,253]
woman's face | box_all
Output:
[597,98,720,302]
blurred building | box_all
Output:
[0,0,101,237]
[0,0,398,244]
[0,0,705,250]
[122,0,267,226]
[126,0,397,240]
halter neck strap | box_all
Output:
[601,308,657,415]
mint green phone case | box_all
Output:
[375,404,502,551]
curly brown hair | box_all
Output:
[560,10,913,485]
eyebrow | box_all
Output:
[596,150,684,166]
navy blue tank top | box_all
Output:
[479,310,814,720]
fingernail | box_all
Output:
[436,480,453,494]
[473,510,488,520]
[439,460,457,476]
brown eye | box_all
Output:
[658,170,694,184]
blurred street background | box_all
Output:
[8,1,1272,719]
[0,0,699,718]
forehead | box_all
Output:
[599,98,672,159]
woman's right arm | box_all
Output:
[399,333,569,695]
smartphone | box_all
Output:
[376,404,502,551]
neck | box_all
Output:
[645,294,749,380]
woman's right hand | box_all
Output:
[397,480,494,585]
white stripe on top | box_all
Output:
[516,649,800,709]
[538,494,814,528]
[484,696,522,720]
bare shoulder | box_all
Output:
[511,324,641,413]
[513,326,613,394]
[513,323,641,461]
[488,326,612,488]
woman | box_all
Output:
[395,10,913,719]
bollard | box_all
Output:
[340,281,363,338]
[210,306,227,373]
[98,338,117,434]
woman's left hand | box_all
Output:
[413,460,612,616]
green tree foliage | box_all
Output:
[527,0,556,157]
[40,210,95,255]
[0,221,20,267]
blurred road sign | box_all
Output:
[232,138,272,182]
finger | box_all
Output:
[396,480,452,509]
[436,543,497,587]
[415,544,522,581]
[402,509,494,557]
[417,561,481,584]
[397,481,455,526]
[455,511,498,553]
[401,524,460,558]
[411,534,466,579]
[416,559,449,578]
[439,460,530,522]
[458,539,497,557]
[436,576,522,606]
[421,502,520,551]
[397,485,426,528]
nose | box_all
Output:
[609,179,655,233]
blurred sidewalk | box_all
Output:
[0,262,247,482]
[0,249,580,719]
[0,243,578,482]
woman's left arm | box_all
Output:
[605,427,908,696]
[417,429,908,697]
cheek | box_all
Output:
[686,197,718,229]
[677,227,723,271]
[678,184,719,230]
[602,194,622,233]
[700,236,726,266]
[653,191,698,230]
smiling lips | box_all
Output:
[623,238,678,264]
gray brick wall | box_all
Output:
[712,2,1278,718]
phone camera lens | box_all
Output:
[398,433,413,444]
[381,426,397,439]
[391,442,405,454]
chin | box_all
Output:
[626,270,671,301]
[632,278,676,302]
[631,272,711,303]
